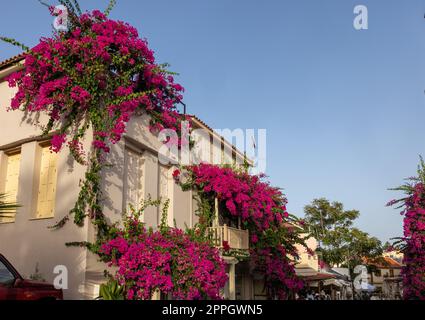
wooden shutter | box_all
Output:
[36,147,58,219]
[0,152,21,223]
[158,165,169,224]
[124,149,143,212]
[159,165,169,200]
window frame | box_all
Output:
[33,142,58,220]
[0,147,22,224]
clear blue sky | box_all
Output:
[1,0,425,242]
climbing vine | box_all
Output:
[388,157,425,300]
[98,199,228,300]
[175,164,308,300]
[2,1,310,300]
[1,0,189,239]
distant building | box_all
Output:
[294,236,319,277]
[366,253,403,300]
[294,236,352,300]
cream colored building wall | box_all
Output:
[369,268,402,287]
[81,116,249,298]
[0,62,250,299]
[294,235,319,276]
[369,271,384,285]
[0,72,90,299]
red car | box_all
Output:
[0,254,63,300]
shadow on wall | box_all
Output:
[100,113,165,226]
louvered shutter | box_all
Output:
[36,147,58,218]
[1,152,21,223]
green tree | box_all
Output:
[304,198,382,272]
[304,198,359,244]
[346,228,383,268]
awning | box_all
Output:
[309,278,352,288]
[301,273,336,282]
[324,279,343,287]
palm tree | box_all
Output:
[0,193,20,219]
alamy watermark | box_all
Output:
[53,4,369,32]
[52,5,69,32]
[354,5,368,30]
[157,122,267,174]
[53,265,68,290]
[353,265,370,290]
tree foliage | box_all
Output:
[304,198,382,271]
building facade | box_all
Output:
[367,254,403,300]
[0,57,254,299]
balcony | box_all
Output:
[208,225,250,250]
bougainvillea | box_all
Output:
[99,201,228,300]
[388,157,425,300]
[177,163,306,300]
[1,1,308,300]
[1,1,189,235]
[5,8,186,148]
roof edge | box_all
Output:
[0,53,25,71]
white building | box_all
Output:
[0,55,253,299]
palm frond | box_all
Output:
[70,0,82,15]
[418,155,425,184]
[0,37,30,52]
[37,0,52,8]
[58,0,77,15]
[104,0,117,16]
[0,193,21,217]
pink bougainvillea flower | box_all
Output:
[100,213,228,300]
[180,163,305,299]
[6,10,188,161]
[222,241,231,252]
[389,178,425,300]
[51,134,66,153]
[172,169,181,181]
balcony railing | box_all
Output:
[208,225,249,250]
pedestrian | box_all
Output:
[306,291,314,300]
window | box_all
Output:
[0,150,21,223]
[123,148,144,213]
[158,164,169,224]
[0,260,15,286]
[35,146,58,219]
[158,165,169,200]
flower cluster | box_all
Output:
[6,10,188,158]
[179,164,305,299]
[186,164,288,230]
[100,213,228,300]
[388,158,425,300]
[2,4,190,231]
[390,182,425,299]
